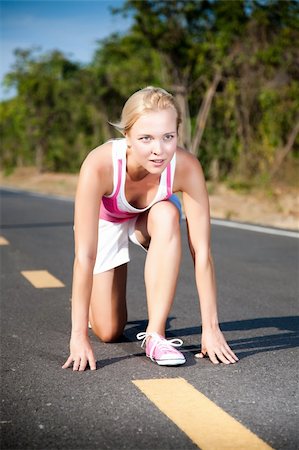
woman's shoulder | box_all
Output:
[81,140,114,171]
[84,139,126,167]
[77,142,116,193]
[76,141,116,195]
[174,147,205,191]
[175,146,202,169]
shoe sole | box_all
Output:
[147,356,186,366]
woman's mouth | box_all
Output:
[150,159,164,166]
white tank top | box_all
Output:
[100,139,176,223]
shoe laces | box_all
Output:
[136,332,183,362]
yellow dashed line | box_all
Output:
[133,378,272,450]
[21,270,65,288]
[0,236,9,245]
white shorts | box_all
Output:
[93,217,144,274]
[92,195,182,274]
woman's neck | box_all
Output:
[126,149,149,182]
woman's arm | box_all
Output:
[62,144,112,371]
[175,149,238,364]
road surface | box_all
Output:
[1,188,298,449]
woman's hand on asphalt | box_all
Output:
[62,334,96,371]
[195,326,239,365]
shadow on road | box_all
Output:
[96,352,144,370]
[53,316,298,370]
[124,315,299,361]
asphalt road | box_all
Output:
[1,188,298,450]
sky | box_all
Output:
[0,0,132,99]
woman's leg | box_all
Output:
[89,263,127,342]
[135,201,181,336]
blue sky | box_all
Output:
[0,0,132,99]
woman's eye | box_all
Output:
[164,134,174,141]
[139,136,151,142]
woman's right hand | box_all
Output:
[62,333,96,371]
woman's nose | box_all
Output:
[152,140,162,155]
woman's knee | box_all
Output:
[89,266,127,342]
[91,321,126,343]
[148,201,180,234]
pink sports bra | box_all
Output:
[99,139,176,223]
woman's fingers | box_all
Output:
[215,348,232,365]
[195,345,208,359]
[208,350,220,365]
[72,357,80,371]
[195,346,238,365]
[79,357,87,372]
[195,349,219,364]
[62,354,96,371]
[218,343,239,363]
[224,345,239,363]
[88,353,97,371]
[62,355,73,369]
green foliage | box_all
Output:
[91,32,165,103]
[1,0,298,183]
[226,179,252,193]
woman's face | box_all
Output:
[126,108,178,174]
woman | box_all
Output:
[63,86,238,371]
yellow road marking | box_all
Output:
[21,270,65,288]
[0,236,9,245]
[133,378,272,450]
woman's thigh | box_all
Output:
[89,263,128,342]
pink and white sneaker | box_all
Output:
[137,332,186,366]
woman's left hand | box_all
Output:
[195,326,239,364]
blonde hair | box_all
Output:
[111,86,181,135]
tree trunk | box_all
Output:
[172,84,191,150]
[191,71,222,156]
[209,158,220,182]
[270,119,299,178]
[35,142,44,173]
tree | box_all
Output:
[90,31,166,128]
[114,0,248,154]
[1,0,298,182]
[230,0,299,177]
[114,0,299,180]
[3,49,94,171]
[0,97,29,170]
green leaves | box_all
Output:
[1,0,298,182]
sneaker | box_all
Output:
[137,332,186,366]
